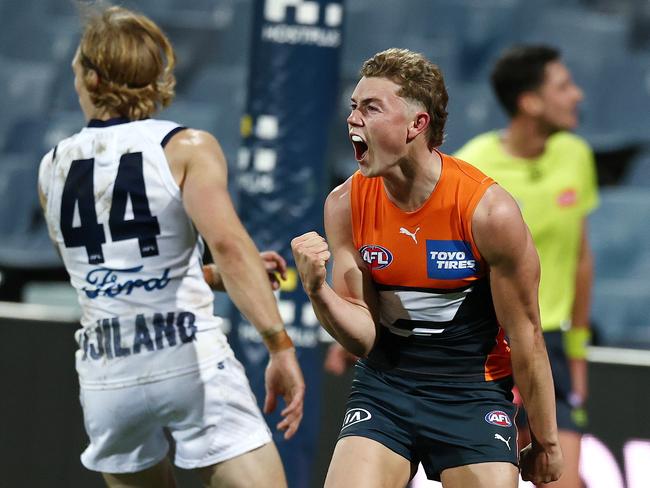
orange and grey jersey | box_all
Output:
[350,151,511,382]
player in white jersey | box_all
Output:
[37,5,304,487]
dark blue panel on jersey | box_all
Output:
[426,240,479,280]
[87,117,131,128]
[160,126,187,148]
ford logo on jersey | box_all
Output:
[83,265,171,299]
[485,410,512,427]
[426,240,477,279]
[359,245,393,270]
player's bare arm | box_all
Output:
[165,129,304,439]
[291,178,379,357]
[472,184,563,485]
[203,251,288,292]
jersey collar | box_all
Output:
[87,117,132,128]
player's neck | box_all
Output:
[502,118,550,159]
[83,105,123,123]
[381,149,442,212]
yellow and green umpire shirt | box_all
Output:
[455,131,599,332]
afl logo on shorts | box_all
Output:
[341,408,372,431]
[359,245,393,270]
[485,410,512,427]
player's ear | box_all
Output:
[84,69,100,91]
[519,92,543,117]
[407,111,430,142]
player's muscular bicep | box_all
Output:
[473,185,534,272]
[331,248,367,302]
[324,179,378,318]
[473,185,541,332]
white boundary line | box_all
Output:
[588,346,650,367]
[0,301,80,323]
[1,303,649,367]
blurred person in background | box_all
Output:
[323,341,358,375]
[37,5,303,488]
[292,48,562,488]
[456,44,598,488]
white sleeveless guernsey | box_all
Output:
[38,118,233,389]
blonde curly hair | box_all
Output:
[361,48,448,148]
[78,5,176,120]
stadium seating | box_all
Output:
[589,188,650,346]
[2,111,84,156]
[622,150,650,187]
[590,188,650,278]
[0,155,61,269]
[592,279,650,348]
[340,0,409,78]
[442,81,507,153]
[578,53,650,149]
[0,12,78,63]
[0,59,56,119]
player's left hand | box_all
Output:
[324,342,358,375]
[260,250,287,291]
[263,347,305,440]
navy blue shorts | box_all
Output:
[515,330,584,433]
[337,361,518,482]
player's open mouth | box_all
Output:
[351,134,368,161]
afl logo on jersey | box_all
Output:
[485,410,512,427]
[359,245,393,270]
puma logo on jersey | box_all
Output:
[399,227,420,244]
[494,433,511,450]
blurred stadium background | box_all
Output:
[1,0,649,487]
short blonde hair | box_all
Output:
[78,5,176,120]
[360,48,448,148]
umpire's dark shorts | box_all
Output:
[337,361,518,482]
[516,330,585,433]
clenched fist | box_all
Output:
[520,442,563,485]
[291,231,331,295]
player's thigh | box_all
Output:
[440,461,518,488]
[196,442,286,488]
[103,457,176,488]
[537,430,581,488]
[325,436,415,488]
